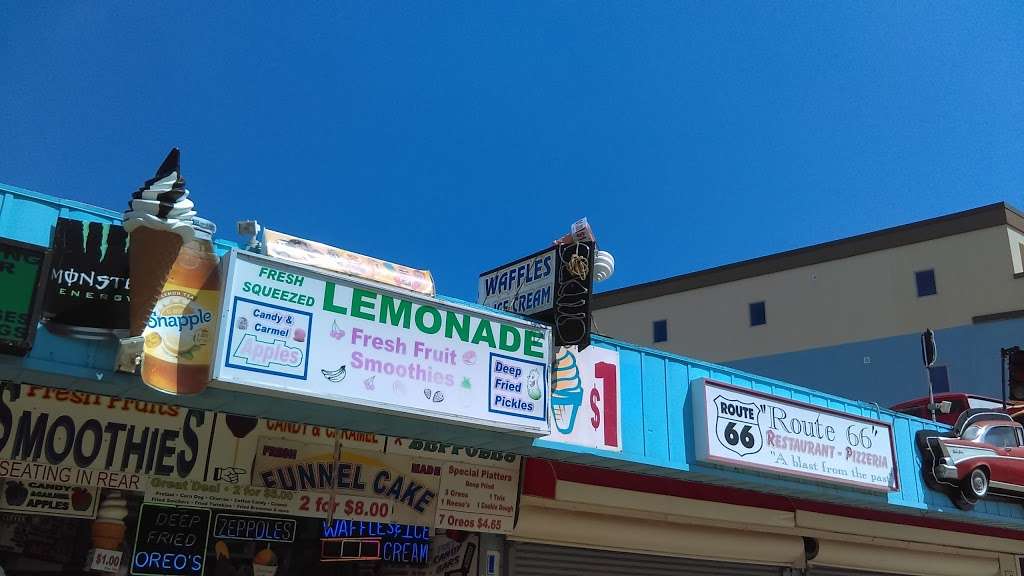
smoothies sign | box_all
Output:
[0,383,212,490]
[692,379,898,491]
[211,251,551,435]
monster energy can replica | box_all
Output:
[42,218,132,339]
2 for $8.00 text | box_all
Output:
[297,495,391,518]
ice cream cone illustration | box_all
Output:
[551,348,584,434]
[91,490,129,550]
[253,544,278,576]
[126,149,221,395]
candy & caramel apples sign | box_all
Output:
[211,251,552,435]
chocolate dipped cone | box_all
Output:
[129,227,184,335]
[124,148,196,336]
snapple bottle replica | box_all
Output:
[141,217,220,394]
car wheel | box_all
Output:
[963,468,989,500]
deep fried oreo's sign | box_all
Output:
[692,379,898,491]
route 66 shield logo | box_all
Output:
[714,395,763,457]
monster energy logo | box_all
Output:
[50,268,130,291]
[49,221,131,291]
[80,221,129,262]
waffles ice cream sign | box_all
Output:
[212,251,551,436]
[541,345,621,451]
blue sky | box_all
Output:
[2,3,1022,300]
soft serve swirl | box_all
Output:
[123,148,197,239]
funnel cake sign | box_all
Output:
[212,251,551,435]
[692,379,898,491]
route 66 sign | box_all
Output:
[714,394,763,456]
[692,378,899,492]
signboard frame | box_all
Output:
[130,502,211,576]
[477,246,558,317]
[0,237,49,356]
[692,378,900,492]
[210,250,553,437]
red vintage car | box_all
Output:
[918,409,1024,509]
[892,393,1010,425]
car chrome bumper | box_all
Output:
[935,459,959,481]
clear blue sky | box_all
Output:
[2,3,1022,300]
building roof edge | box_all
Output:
[595,202,1021,309]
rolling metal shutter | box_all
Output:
[809,539,1001,576]
[509,542,782,576]
[808,569,910,576]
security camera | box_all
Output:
[236,220,262,252]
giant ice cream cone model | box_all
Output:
[551,348,584,434]
[125,149,220,395]
[125,149,195,336]
[91,490,129,550]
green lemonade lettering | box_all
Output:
[322,281,544,358]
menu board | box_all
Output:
[434,461,517,533]
[131,503,210,576]
[387,438,520,534]
[1,383,523,535]
[0,237,48,355]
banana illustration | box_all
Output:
[321,365,347,383]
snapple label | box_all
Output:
[141,237,221,395]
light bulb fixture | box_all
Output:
[594,250,615,282]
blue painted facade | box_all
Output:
[3,182,1024,533]
[726,320,1023,407]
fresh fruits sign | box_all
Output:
[212,251,551,435]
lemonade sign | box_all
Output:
[212,251,552,435]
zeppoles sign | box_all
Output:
[692,379,899,492]
[0,384,211,489]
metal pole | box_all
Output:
[927,367,936,422]
[1002,348,1008,410]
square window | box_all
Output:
[749,301,766,326]
[928,365,950,393]
[915,269,937,297]
[653,319,668,343]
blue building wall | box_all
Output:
[726,319,1024,408]
[4,182,1024,532]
